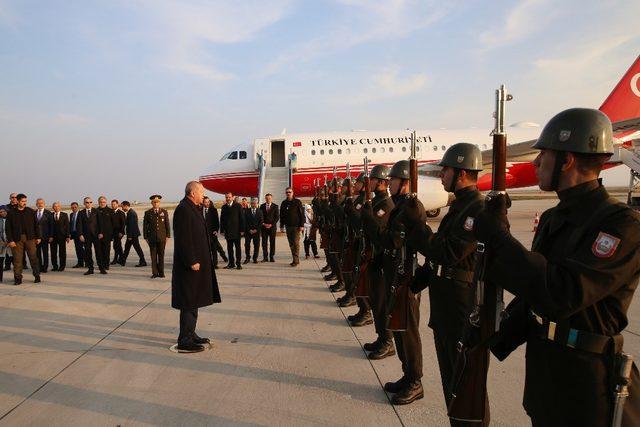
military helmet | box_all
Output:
[438,143,483,171]
[355,172,366,183]
[532,108,614,154]
[342,177,352,186]
[388,160,410,180]
[369,164,390,180]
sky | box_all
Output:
[1,0,639,203]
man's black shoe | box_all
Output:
[330,282,345,292]
[261,258,268,263]
[52,267,59,271]
[159,273,165,278]
[224,264,234,269]
[323,273,336,281]
[176,342,205,353]
[269,257,275,262]
[150,274,158,279]
[236,265,242,270]
[193,335,210,345]
[119,261,126,266]
[105,266,109,270]
[243,258,250,264]
[314,255,321,259]
[363,338,381,352]
[14,278,22,285]
[41,269,48,274]
[84,270,94,275]
[135,261,147,267]
[253,259,258,264]
[384,376,408,393]
[338,297,356,307]
[368,342,396,360]
[320,265,331,273]
[72,264,82,269]
[350,313,373,327]
[58,267,65,272]
[391,381,424,405]
[34,276,41,283]
[99,269,107,275]
[110,260,118,265]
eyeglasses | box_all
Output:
[286,191,292,194]
[85,201,92,204]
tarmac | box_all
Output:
[0,197,639,426]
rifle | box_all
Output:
[354,157,371,298]
[386,130,418,332]
[447,85,512,423]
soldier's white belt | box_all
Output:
[530,310,616,355]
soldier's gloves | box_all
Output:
[400,195,427,229]
[473,193,511,247]
[361,201,373,221]
[410,262,431,294]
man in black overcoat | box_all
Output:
[220,192,245,270]
[172,181,221,353]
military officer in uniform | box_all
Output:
[360,165,396,355]
[143,195,171,278]
[327,178,347,292]
[406,143,488,424]
[363,160,426,405]
[476,108,639,426]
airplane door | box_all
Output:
[271,140,285,167]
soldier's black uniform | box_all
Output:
[143,207,171,277]
[362,190,396,357]
[487,180,640,426]
[327,192,346,290]
[343,191,372,318]
[410,185,487,425]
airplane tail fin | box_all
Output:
[599,55,640,123]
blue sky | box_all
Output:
[1,0,639,203]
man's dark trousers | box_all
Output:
[178,308,198,344]
[226,238,241,267]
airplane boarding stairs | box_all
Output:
[617,140,640,209]
[258,166,290,205]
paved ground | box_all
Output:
[0,197,638,426]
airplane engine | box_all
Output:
[417,175,449,218]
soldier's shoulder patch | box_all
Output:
[463,216,474,231]
[376,209,385,217]
[592,232,621,258]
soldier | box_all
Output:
[406,143,488,424]
[327,178,347,292]
[343,172,373,325]
[360,165,396,356]
[143,195,171,278]
[363,160,426,405]
[477,109,639,425]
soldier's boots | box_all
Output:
[321,264,332,273]
[363,337,381,351]
[383,376,407,393]
[368,340,395,360]
[324,273,337,281]
[330,281,345,292]
[391,380,423,405]
[350,311,373,327]
[348,306,368,322]
[338,296,356,307]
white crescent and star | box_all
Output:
[631,73,640,98]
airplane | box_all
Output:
[200,55,640,216]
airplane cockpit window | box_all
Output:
[228,151,238,160]
[239,151,247,159]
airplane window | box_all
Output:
[389,147,393,153]
[239,151,247,159]
[311,149,316,155]
[380,147,385,153]
[372,148,376,153]
[363,148,368,153]
[441,145,446,151]
[402,146,406,152]
[228,151,238,160]
[337,149,342,155]
[320,149,325,155]
[329,149,334,155]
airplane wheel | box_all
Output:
[426,209,440,218]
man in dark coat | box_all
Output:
[279,187,305,266]
[143,195,171,278]
[110,199,126,265]
[121,201,147,267]
[50,202,70,271]
[202,196,228,268]
[243,197,263,264]
[96,196,115,272]
[35,198,53,273]
[5,194,41,284]
[172,181,221,353]
[77,197,104,275]
[220,192,245,269]
[259,193,279,262]
[69,202,85,268]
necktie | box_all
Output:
[55,212,59,221]
[267,203,270,212]
[87,209,91,217]
[38,210,42,220]
[72,213,77,231]
[252,208,256,215]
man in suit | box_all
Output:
[50,202,70,271]
[202,196,228,268]
[69,202,84,268]
[121,201,147,267]
[96,196,114,272]
[35,198,53,273]
[260,193,279,262]
[5,194,41,284]
[77,197,104,275]
[279,187,305,266]
[243,197,263,264]
[110,199,126,265]
[143,195,171,278]
[220,192,245,270]
[4,193,19,271]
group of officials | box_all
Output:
[0,194,172,284]
[312,108,639,425]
